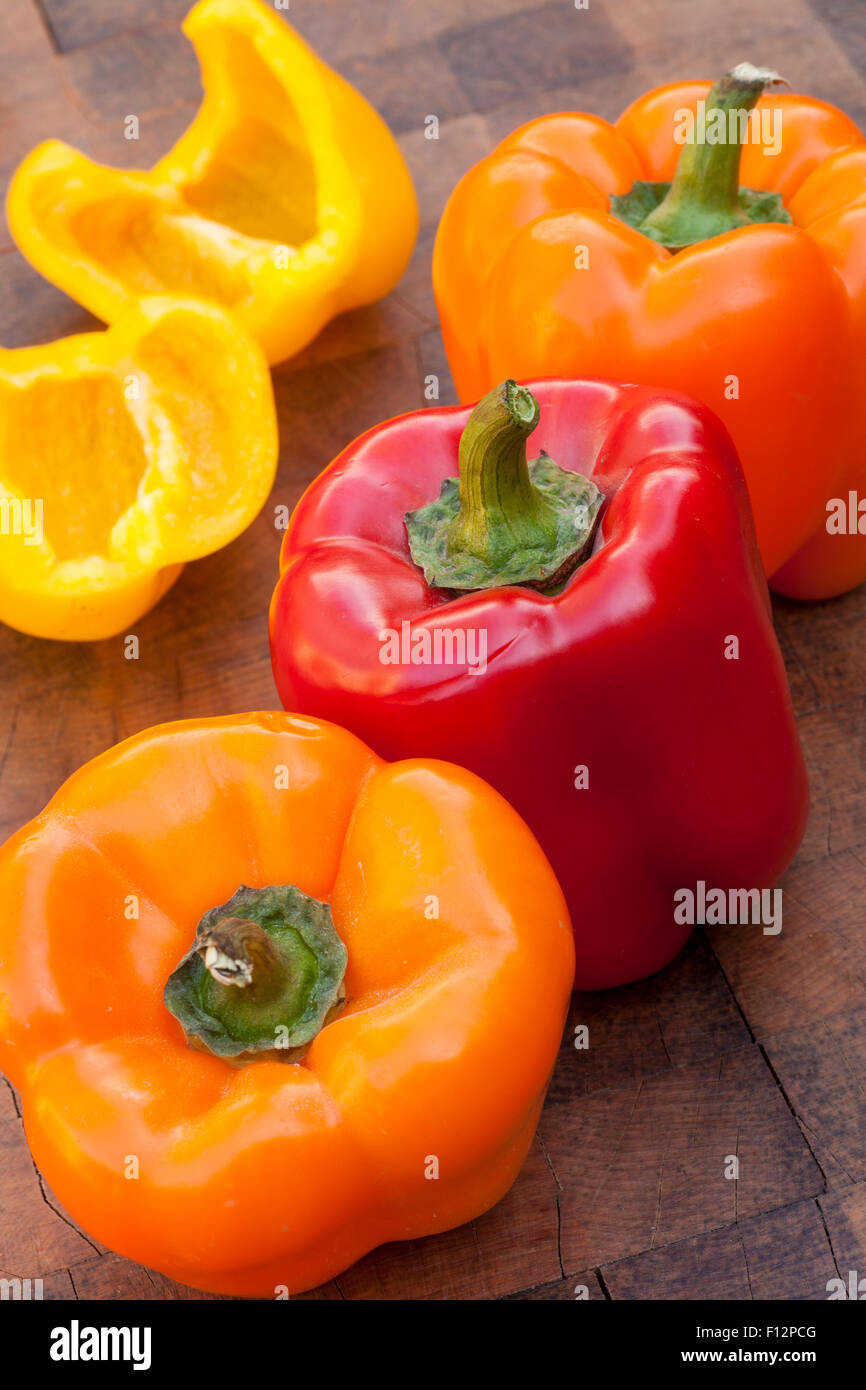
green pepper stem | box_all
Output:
[446,380,559,570]
[164,884,347,1065]
[197,917,284,997]
[640,63,786,247]
[404,380,604,593]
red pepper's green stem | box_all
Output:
[405,381,603,593]
[447,381,558,569]
[164,884,347,1065]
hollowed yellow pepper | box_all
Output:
[0,297,277,642]
[7,0,419,366]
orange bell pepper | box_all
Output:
[434,64,866,595]
[7,0,418,367]
[0,713,573,1297]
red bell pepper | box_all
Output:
[269,379,808,988]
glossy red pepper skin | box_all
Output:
[269,380,808,989]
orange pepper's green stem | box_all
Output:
[197,917,285,992]
[612,64,792,251]
[644,65,785,243]
[164,884,347,1065]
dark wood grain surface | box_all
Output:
[2,0,866,1301]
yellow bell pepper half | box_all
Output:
[7,0,419,366]
[0,298,277,642]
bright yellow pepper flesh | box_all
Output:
[6,0,419,366]
[0,297,277,642]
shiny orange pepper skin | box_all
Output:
[0,714,573,1297]
[434,84,866,596]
